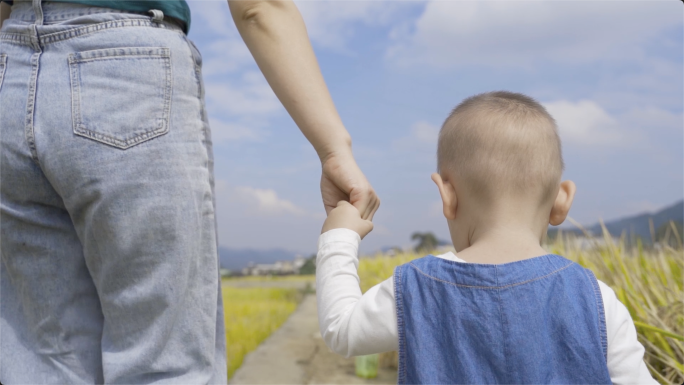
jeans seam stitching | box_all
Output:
[394,265,407,384]
[407,260,573,289]
[495,267,511,384]
[25,50,40,161]
[38,19,183,45]
[183,35,209,162]
[71,46,170,61]
[72,54,169,63]
[0,54,7,93]
[0,22,180,47]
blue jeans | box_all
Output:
[0,1,227,383]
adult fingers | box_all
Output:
[362,188,380,221]
[356,191,372,220]
[367,195,380,222]
[361,192,374,220]
[350,187,368,219]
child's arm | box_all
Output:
[598,281,658,385]
[316,201,399,357]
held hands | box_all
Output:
[320,149,377,239]
[322,201,374,239]
[321,150,380,220]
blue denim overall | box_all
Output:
[394,254,612,384]
[0,1,226,383]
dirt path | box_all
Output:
[229,295,397,385]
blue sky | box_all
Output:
[186,0,683,254]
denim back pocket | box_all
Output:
[68,47,172,149]
[0,54,7,92]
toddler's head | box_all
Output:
[433,91,575,251]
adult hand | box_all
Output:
[321,150,380,221]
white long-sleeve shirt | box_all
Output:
[316,229,657,385]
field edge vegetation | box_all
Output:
[357,224,683,385]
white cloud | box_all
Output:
[235,186,311,216]
[189,0,234,36]
[202,72,283,143]
[385,101,678,157]
[392,121,439,152]
[188,2,283,144]
[621,107,683,134]
[388,1,681,68]
[543,100,626,146]
[295,1,412,52]
[191,0,412,59]
[189,1,254,75]
[216,181,315,217]
[201,39,255,76]
[205,72,281,117]
[213,180,324,250]
[543,100,682,148]
[209,119,266,143]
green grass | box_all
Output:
[549,225,683,384]
[217,228,682,383]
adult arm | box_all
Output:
[316,228,398,357]
[1,2,11,29]
[227,0,379,219]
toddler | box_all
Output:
[316,91,656,384]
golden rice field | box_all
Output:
[220,226,682,384]
[358,226,684,385]
[221,284,302,378]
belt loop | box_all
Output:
[32,0,43,26]
[148,9,164,23]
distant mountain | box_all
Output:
[219,201,683,268]
[218,247,303,271]
[549,200,684,242]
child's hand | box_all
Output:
[321,201,374,239]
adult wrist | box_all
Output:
[318,137,353,164]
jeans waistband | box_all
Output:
[8,1,185,32]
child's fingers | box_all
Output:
[335,200,362,216]
[356,219,373,239]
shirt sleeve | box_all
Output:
[599,280,658,385]
[316,228,399,357]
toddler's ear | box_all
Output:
[549,180,576,226]
[431,173,457,220]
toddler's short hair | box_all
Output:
[437,91,563,204]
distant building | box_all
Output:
[240,255,309,276]
[293,255,306,273]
